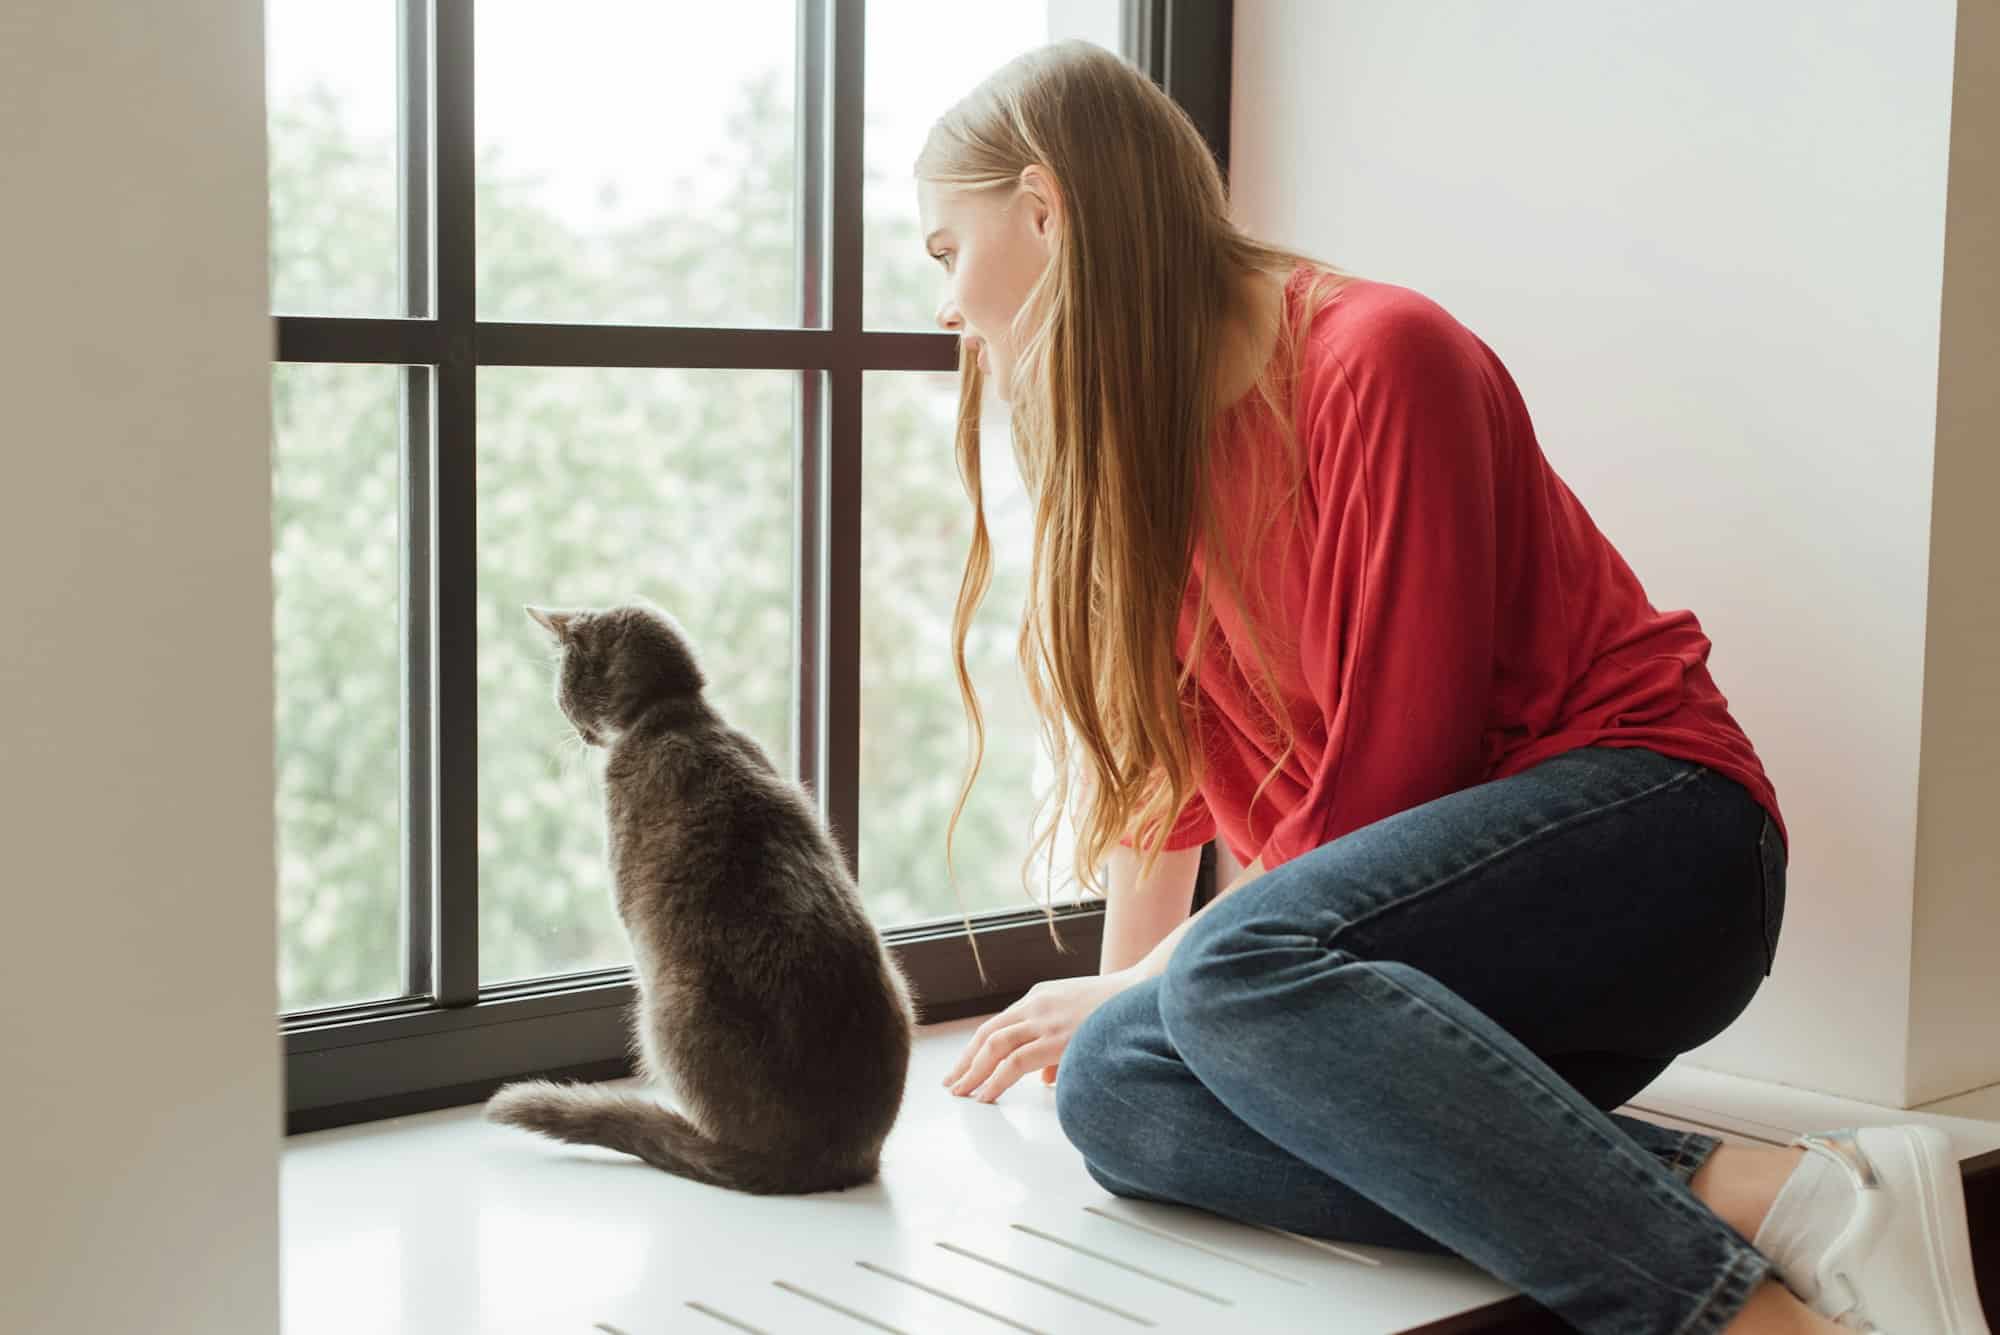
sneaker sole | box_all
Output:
[1882,1125,1992,1334]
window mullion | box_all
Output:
[1162,0,1234,177]
[822,0,864,880]
[794,0,828,802]
[396,0,437,1001]
[433,0,479,1005]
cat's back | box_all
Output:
[604,715,802,856]
[607,709,914,1139]
[607,711,910,1026]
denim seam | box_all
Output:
[1324,763,1704,949]
[1670,1246,1772,1335]
[1668,1131,1722,1185]
[1354,958,1757,1298]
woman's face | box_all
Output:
[916,168,1061,404]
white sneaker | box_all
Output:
[1752,1125,1991,1333]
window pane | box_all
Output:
[478,369,798,984]
[864,1,1124,330]
[274,364,407,1012]
[860,373,1079,924]
[476,2,797,328]
[265,0,405,317]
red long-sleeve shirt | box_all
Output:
[1132,270,1784,870]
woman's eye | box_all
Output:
[930,250,953,271]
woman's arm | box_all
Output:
[1123,852,1268,981]
[1099,844,1203,974]
[943,846,1268,1101]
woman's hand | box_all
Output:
[941,969,1140,1103]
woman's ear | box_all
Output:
[1017,164,1065,245]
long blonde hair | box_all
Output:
[918,41,1355,964]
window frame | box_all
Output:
[278,0,1234,1133]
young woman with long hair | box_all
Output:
[919,40,1988,1335]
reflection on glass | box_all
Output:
[273,364,406,1012]
[476,1,797,327]
[265,0,404,317]
[860,372,1077,926]
[477,368,797,984]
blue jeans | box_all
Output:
[1057,745,1789,1334]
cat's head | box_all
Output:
[524,598,707,746]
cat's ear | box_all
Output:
[525,605,579,641]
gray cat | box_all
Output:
[485,599,917,1195]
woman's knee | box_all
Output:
[1054,1041,1186,1202]
[1156,892,1269,1051]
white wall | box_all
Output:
[1232,0,1993,1106]
[1909,0,2000,1106]
[0,2,279,1331]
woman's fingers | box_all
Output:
[940,1006,1025,1087]
[948,1021,1034,1098]
[968,1035,1064,1103]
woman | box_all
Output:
[920,40,1987,1335]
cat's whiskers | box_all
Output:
[542,724,589,780]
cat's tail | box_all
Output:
[484,1079,875,1196]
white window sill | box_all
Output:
[282,1020,2000,1334]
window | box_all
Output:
[271,0,1234,1131]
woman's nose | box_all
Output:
[935,298,962,334]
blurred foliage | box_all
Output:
[270,69,1067,1012]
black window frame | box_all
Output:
[278,0,1234,1134]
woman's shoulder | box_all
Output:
[1293,271,1489,373]
[1287,271,1504,418]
